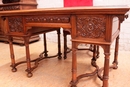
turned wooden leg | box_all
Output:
[96,45,100,58]
[91,45,97,67]
[43,33,48,57]
[113,36,119,69]
[8,36,17,72]
[57,29,62,59]
[24,36,32,77]
[102,46,111,87]
[71,42,77,87]
[63,30,67,59]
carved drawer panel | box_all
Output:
[76,15,106,39]
[25,15,70,23]
[8,16,24,33]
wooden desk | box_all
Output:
[0,6,129,87]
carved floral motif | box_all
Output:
[76,15,106,38]
[25,15,70,23]
[8,17,24,32]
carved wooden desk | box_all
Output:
[0,6,129,87]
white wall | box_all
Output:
[93,0,130,6]
[37,0,63,8]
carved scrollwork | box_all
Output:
[116,14,129,23]
[25,15,70,23]
[8,17,24,32]
[0,6,20,11]
[76,15,106,38]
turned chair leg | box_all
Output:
[57,29,62,59]
[96,45,100,58]
[63,30,68,59]
[43,33,48,57]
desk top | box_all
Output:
[0,5,130,16]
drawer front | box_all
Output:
[76,15,106,39]
[7,16,25,35]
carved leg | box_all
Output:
[91,45,97,67]
[39,33,49,58]
[43,33,48,57]
[70,42,77,87]
[96,45,100,58]
[113,36,119,69]
[63,30,68,59]
[102,46,111,87]
[24,36,32,77]
[57,29,62,59]
[8,36,17,72]
[89,44,93,51]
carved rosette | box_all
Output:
[8,17,24,32]
[76,15,106,38]
[0,6,20,11]
[25,15,70,23]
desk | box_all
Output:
[0,6,129,87]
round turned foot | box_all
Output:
[91,59,97,67]
[12,68,17,72]
[64,56,67,59]
[113,63,118,69]
[96,55,99,58]
[27,73,33,77]
[113,65,118,69]
[58,56,62,60]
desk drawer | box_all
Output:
[76,15,106,40]
[6,16,25,35]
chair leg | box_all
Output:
[63,30,68,59]
[57,29,62,59]
[91,45,97,66]
[43,33,48,57]
[96,45,100,58]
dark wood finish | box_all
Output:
[0,6,129,87]
[0,0,40,45]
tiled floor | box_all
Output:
[0,40,130,87]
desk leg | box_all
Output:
[102,46,110,87]
[24,36,32,77]
[71,42,77,87]
[8,36,17,72]
[113,36,119,69]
